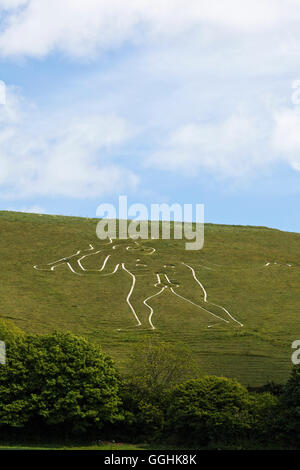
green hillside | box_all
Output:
[1,210,299,386]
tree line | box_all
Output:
[0,319,299,449]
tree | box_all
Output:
[0,319,24,366]
[165,376,254,446]
[0,331,123,433]
[126,339,199,396]
[0,318,24,343]
[279,365,300,444]
[247,381,284,397]
[114,339,198,442]
[247,391,279,443]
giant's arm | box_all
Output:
[33,241,119,276]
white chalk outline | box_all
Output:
[170,288,230,326]
[264,261,292,267]
[144,287,165,330]
[0,340,6,365]
[121,263,142,327]
[34,240,243,330]
[182,262,243,327]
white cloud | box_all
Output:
[147,110,275,178]
[272,107,300,171]
[0,0,27,8]
[0,80,5,104]
[147,99,300,180]
[2,1,300,188]
[0,82,138,198]
[20,205,45,214]
[1,1,300,58]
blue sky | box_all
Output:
[1,0,300,232]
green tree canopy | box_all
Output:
[0,318,24,343]
[127,339,198,396]
[0,331,123,433]
[166,376,254,445]
[280,364,300,444]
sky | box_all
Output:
[1,0,300,232]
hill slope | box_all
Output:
[1,210,299,385]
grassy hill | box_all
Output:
[1,210,299,386]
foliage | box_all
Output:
[0,331,123,433]
[0,318,24,343]
[115,339,198,442]
[247,381,284,397]
[166,376,258,446]
[127,339,198,397]
[111,378,165,442]
[0,312,296,448]
[247,392,279,442]
[278,365,300,444]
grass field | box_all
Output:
[1,210,299,386]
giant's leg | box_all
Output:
[168,263,243,328]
